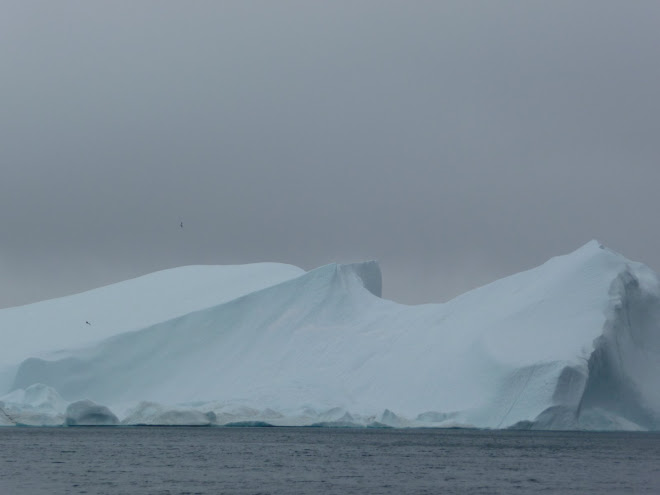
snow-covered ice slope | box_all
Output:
[0,263,304,391]
[2,241,660,430]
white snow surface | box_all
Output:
[2,241,660,429]
[0,263,304,373]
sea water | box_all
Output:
[1,427,659,494]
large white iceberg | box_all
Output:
[1,242,659,430]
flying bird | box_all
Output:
[180,221,183,229]
[85,321,91,326]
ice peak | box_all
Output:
[572,239,624,258]
[539,240,629,277]
[585,239,605,250]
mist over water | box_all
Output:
[1,427,659,494]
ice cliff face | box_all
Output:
[1,242,659,430]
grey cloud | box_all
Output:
[1,1,660,307]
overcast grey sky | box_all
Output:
[1,1,659,307]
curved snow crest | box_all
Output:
[339,261,382,298]
[4,242,660,430]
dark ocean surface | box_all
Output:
[1,427,659,494]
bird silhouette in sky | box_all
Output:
[180,221,183,229]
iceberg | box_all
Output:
[0,383,67,426]
[65,400,119,426]
[1,242,659,430]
